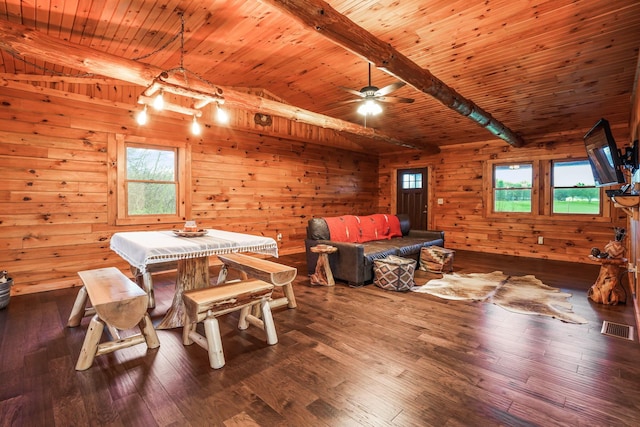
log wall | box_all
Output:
[0,83,378,295]
[379,134,628,264]
[626,55,640,328]
[1,80,633,296]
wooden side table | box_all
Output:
[310,244,338,286]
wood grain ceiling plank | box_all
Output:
[0,18,432,151]
[158,1,271,74]
[101,0,144,54]
[182,3,285,76]
[406,1,637,70]
[1,5,20,73]
[147,1,213,71]
[113,1,172,62]
[88,0,131,51]
[261,0,524,147]
[120,0,183,65]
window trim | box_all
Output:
[108,133,191,226]
[484,157,614,221]
[492,161,534,214]
[550,159,602,216]
[484,159,539,217]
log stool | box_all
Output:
[68,267,160,371]
[217,252,298,311]
[310,244,338,286]
[182,279,277,369]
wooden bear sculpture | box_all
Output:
[588,228,627,305]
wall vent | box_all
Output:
[601,321,635,341]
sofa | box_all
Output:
[305,213,445,286]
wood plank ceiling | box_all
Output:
[0,0,638,153]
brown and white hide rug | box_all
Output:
[412,271,588,324]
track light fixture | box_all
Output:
[136,105,148,125]
[191,115,201,135]
[152,90,164,110]
[133,13,229,134]
[216,102,229,124]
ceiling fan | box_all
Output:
[340,63,414,116]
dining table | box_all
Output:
[110,229,278,329]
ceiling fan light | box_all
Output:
[358,99,382,116]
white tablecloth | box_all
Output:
[110,229,278,273]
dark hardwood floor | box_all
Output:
[1,250,639,426]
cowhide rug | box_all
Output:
[411,271,588,324]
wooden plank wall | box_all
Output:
[0,83,378,295]
[626,57,640,326]
[379,135,628,264]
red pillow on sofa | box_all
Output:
[324,215,361,243]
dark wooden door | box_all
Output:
[397,168,428,230]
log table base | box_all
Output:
[310,245,338,286]
[156,257,210,329]
[587,256,627,305]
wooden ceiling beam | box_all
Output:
[261,0,525,148]
[0,19,437,153]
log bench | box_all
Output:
[182,279,277,369]
[68,267,160,371]
[216,253,297,311]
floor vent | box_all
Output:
[601,321,635,341]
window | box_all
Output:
[126,146,177,215]
[485,157,613,221]
[402,173,423,189]
[109,134,190,225]
[493,163,533,212]
[552,160,600,214]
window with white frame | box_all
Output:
[552,160,600,214]
[493,163,533,212]
[402,172,423,189]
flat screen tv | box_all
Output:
[583,118,626,187]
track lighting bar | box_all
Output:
[137,96,202,117]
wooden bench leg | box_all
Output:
[203,316,225,369]
[139,313,160,349]
[238,306,252,330]
[75,315,105,371]
[283,282,297,308]
[251,282,297,319]
[133,268,156,309]
[142,271,156,309]
[216,265,229,285]
[182,317,196,346]
[261,299,278,345]
[238,299,278,346]
[67,286,90,327]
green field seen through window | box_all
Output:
[495,199,600,214]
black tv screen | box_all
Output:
[583,118,625,187]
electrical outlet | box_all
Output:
[537,236,544,245]
[276,233,282,241]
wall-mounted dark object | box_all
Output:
[254,113,273,126]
